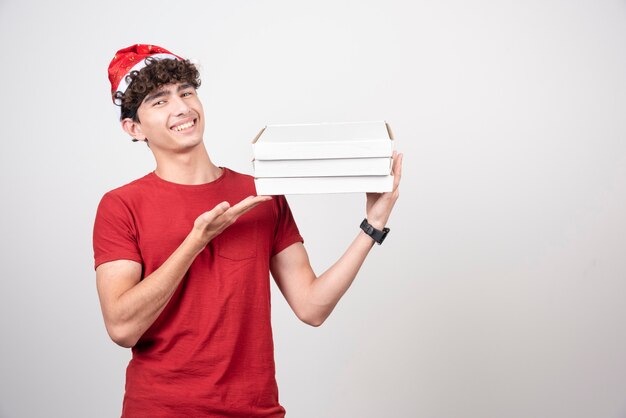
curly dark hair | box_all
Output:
[114,58,201,122]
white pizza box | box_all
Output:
[253,157,392,178]
[254,175,393,195]
[252,121,394,161]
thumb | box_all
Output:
[196,201,230,225]
[212,201,231,215]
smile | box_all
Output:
[171,119,196,132]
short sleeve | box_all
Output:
[93,192,143,270]
[271,195,304,256]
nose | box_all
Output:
[172,95,191,116]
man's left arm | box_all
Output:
[270,152,403,326]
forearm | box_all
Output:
[304,231,376,325]
[107,235,203,347]
[273,153,402,327]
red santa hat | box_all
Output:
[108,44,183,103]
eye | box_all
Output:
[181,91,193,98]
[153,100,166,107]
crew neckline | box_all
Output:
[146,167,229,190]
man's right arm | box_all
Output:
[96,196,271,348]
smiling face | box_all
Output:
[122,82,205,153]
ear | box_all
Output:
[121,118,147,141]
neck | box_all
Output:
[153,144,222,185]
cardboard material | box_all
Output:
[252,121,394,160]
[254,175,394,195]
[251,120,396,195]
[253,157,392,178]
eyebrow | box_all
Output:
[143,89,170,104]
[143,83,195,104]
[177,83,194,92]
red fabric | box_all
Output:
[107,44,182,99]
[93,168,303,418]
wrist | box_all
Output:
[185,229,209,256]
[366,217,386,230]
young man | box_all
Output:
[94,44,403,417]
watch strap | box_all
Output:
[360,218,390,245]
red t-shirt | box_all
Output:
[93,168,303,418]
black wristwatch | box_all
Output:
[360,218,390,245]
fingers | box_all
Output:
[392,151,403,190]
[196,201,231,225]
[366,152,403,202]
[229,195,272,216]
[196,195,270,229]
[213,201,231,215]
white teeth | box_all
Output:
[173,121,194,131]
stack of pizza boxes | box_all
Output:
[252,121,395,195]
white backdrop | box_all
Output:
[1,1,626,417]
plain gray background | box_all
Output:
[1,1,626,417]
